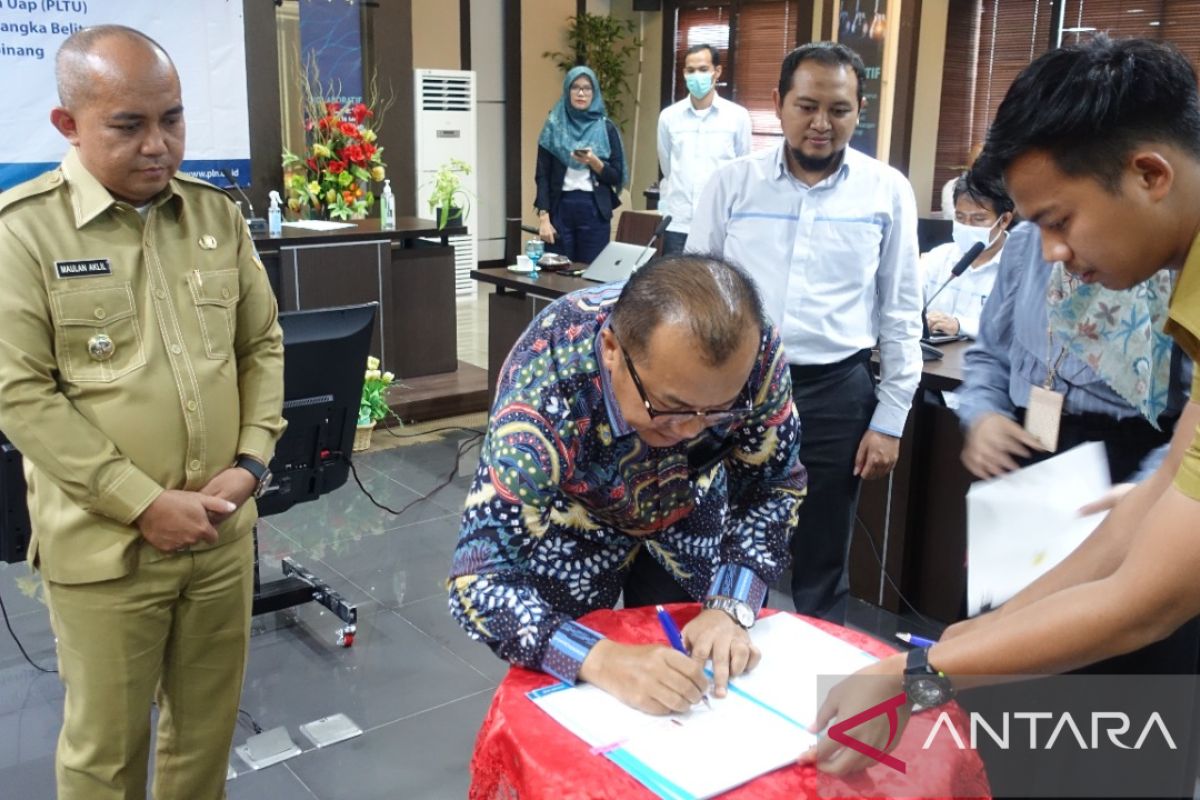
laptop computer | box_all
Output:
[581,241,655,283]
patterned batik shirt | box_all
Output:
[447,282,807,683]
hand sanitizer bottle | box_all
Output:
[267,190,283,237]
[381,179,396,230]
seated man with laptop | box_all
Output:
[920,172,1015,345]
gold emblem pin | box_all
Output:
[199,235,218,250]
[87,333,115,362]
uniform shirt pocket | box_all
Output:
[188,268,240,359]
[50,282,147,383]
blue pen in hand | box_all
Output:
[655,605,712,710]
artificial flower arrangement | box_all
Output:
[283,64,391,220]
[359,356,395,427]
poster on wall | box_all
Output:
[299,0,363,106]
[837,0,886,158]
[0,0,250,191]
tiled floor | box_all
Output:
[0,418,939,799]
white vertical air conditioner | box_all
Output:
[415,69,477,296]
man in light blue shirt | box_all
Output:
[657,44,752,255]
[688,42,922,622]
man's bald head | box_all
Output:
[56,25,175,110]
[50,25,185,205]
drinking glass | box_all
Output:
[524,237,545,275]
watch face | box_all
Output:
[909,677,948,709]
[734,604,755,628]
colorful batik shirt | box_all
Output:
[447,282,807,683]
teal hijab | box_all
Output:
[537,66,628,188]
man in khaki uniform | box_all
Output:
[0,26,285,799]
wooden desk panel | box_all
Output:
[262,220,461,379]
[852,341,972,621]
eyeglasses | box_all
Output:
[571,85,594,95]
[617,337,754,427]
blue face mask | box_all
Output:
[685,72,714,99]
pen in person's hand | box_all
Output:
[655,605,712,710]
[895,631,937,648]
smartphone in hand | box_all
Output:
[572,148,591,157]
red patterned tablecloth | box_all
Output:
[469,605,990,800]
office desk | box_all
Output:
[471,267,594,399]
[853,341,974,621]
[257,219,466,378]
[469,604,989,799]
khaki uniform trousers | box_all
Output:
[43,533,254,800]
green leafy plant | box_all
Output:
[544,12,641,130]
[424,158,473,231]
[359,356,395,426]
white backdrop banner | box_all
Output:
[0,0,250,190]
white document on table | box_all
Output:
[967,441,1111,616]
[528,613,877,800]
[280,220,357,231]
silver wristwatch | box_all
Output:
[703,596,756,629]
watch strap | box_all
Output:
[235,455,267,481]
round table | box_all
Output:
[469,605,990,799]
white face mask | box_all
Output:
[951,218,1001,254]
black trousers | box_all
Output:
[621,545,694,608]
[788,353,877,623]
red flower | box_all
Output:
[317,116,330,131]
[305,157,318,172]
[339,121,361,139]
[343,144,367,165]
[327,160,347,174]
[324,101,342,114]
[362,142,377,158]
[351,102,373,124]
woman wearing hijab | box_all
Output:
[535,66,628,264]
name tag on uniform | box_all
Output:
[55,258,112,279]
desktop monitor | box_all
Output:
[0,301,378,563]
[0,432,30,564]
[258,302,377,517]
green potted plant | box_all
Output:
[356,355,395,451]
[425,158,473,230]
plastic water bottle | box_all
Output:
[381,179,396,230]
[267,190,283,237]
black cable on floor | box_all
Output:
[0,585,56,673]
[852,511,941,631]
[378,412,484,440]
[346,430,484,516]
[238,707,263,735]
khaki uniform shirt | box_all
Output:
[0,149,286,584]
[1166,233,1200,500]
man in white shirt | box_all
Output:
[921,174,1015,339]
[688,42,922,622]
[657,44,752,255]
